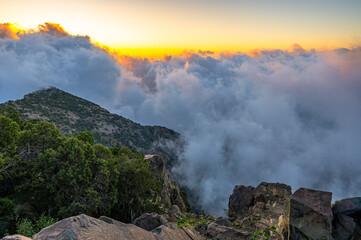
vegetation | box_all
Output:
[250,226,276,240]
[16,214,57,237]
[176,212,216,228]
[0,107,162,237]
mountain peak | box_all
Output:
[1,88,179,160]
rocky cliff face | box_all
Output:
[146,154,188,213]
[226,182,291,239]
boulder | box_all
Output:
[204,222,249,240]
[32,214,204,240]
[145,155,187,212]
[331,198,361,240]
[289,188,333,240]
[152,226,204,240]
[228,185,255,215]
[1,235,32,240]
[332,214,356,240]
[214,217,233,228]
[333,197,361,215]
[132,213,169,231]
[33,214,157,240]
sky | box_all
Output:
[1,0,361,57]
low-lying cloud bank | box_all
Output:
[1,23,361,215]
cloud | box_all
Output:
[0,23,21,39]
[0,23,121,105]
[116,47,361,215]
[1,23,361,215]
[37,23,70,38]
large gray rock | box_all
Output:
[33,214,157,240]
[332,214,356,240]
[228,185,255,215]
[214,217,233,228]
[32,214,204,240]
[289,188,333,240]
[1,235,32,240]
[152,226,204,240]
[333,197,361,215]
[204,222,249,240]
[132,213,169,231]
[332,198,361,240]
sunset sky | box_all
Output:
[1,0,361,57]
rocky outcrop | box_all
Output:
[332,214,356,240]
[228,185,255,215]
[132,213,170,231]
[253,182,292,205]
[227,182,292,239]
[145,154,187,212]
[203,222,249,240]
[333,197,361,216]
[7,182,361,240]
[31,214,204,240]
[289,188,333,240]
[226,183,361,240]
[332,197,361,239]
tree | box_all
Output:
[0,113,164,235]
[0,106,22,125]
[18,120,61,157]
[76,131,94,145]
[0,116,20,149]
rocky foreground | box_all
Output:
[3,182,361,240]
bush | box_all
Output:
[34,213,57,232]
[16,214,57,238]
[16,218,35,237]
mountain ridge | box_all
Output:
[0,87,180,163]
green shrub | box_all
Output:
[34,213,57,232]
[16,214,57,238]
[16,218,35,237]
[177,213,216,228]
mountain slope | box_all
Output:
[0,87,180,158]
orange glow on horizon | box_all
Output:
[0,22,357,59]
[1,0,360,58]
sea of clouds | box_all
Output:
[1,23,361,215]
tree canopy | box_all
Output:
[0,107,162,237]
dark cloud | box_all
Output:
[1,24,361,215]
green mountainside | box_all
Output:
[0,87,180,162]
